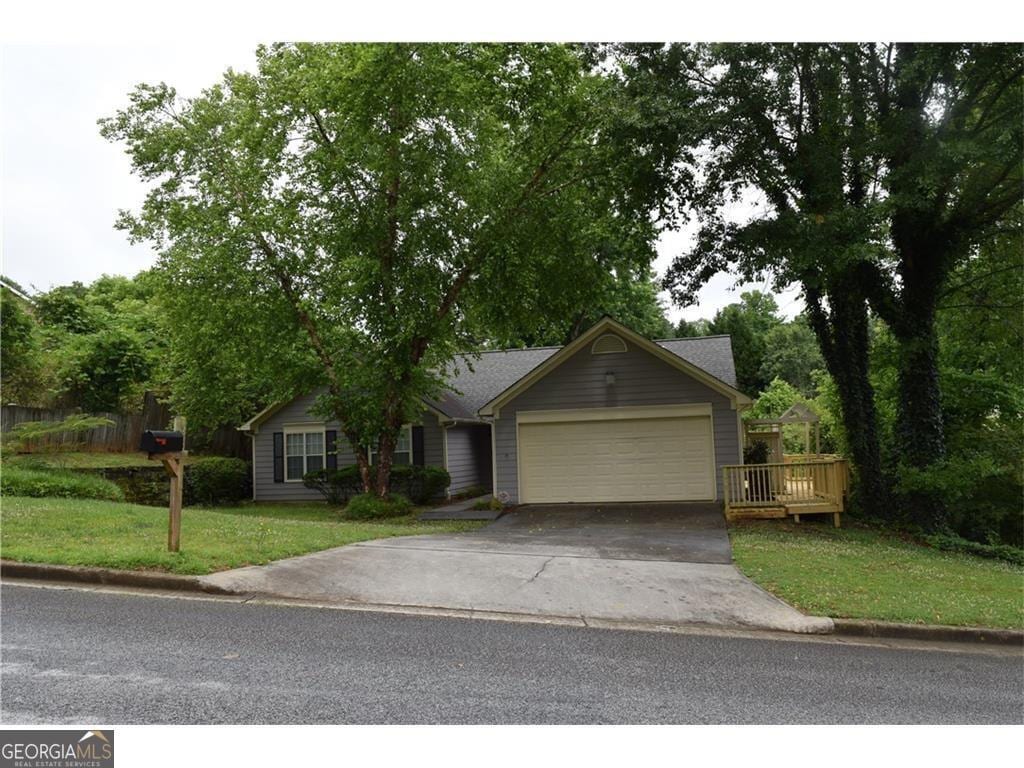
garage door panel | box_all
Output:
[518,415,714,503]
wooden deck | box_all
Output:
[722,458,850,527]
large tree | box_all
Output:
[851,44,1022,529]
[103,44,662,497]
[706,290,781,394]
[619,43,1022,528]
[619,44,891,518]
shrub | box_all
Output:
[743,439,771,465]
[471,497,503,512]
[1,465,125,501]
[303,465,363,505]
[343,492,413,520]
[389,465,450,504]
[924,533,1024,567]
[304,464,450,505]
[452,484,489,501]
[185,457,251,506]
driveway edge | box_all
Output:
[0,559,236,595]
[832,618,1023,647]
[6,559,1020,647]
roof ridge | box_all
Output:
[460,345,563,355]
[656,334,732,342]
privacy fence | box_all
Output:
[1,392,247,458]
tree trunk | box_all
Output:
[887,260,949,532]
[805,281,891,520]
[353,441,373,494]
[374,429,396,498]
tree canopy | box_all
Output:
[102,43,666,494]
[617,42,1023,530]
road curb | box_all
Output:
[831,618,1023,647]
[0,559,236,595]
[5,560,1020,647]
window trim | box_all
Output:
[283,423,326,483]
[368,423,414,466]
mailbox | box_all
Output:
[140,430,184,454]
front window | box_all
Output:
[285,428,325,481]
[368,424,413,466]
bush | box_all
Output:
[303,465,363,505]
[924,533,1024,567]
[389,465,450,504]
[343,492,413,520]
[471,497,503,512]
[743,439,770,465]
[185,457,251,506]
[1,465,125,501]
[303,464,450,505]
[452,484,489,501]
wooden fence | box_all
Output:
[1,392,248,458]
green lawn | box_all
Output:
[0,496,484,575]
[4,451,191,469]
[729,520,1024,629]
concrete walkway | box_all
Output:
[417,495,500,521]
[201,503,832,634]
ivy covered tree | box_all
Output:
[103,44,665,497]
[617,43,1022,529]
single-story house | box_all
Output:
[238,317,752,505]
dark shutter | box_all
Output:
[412,426,425,466]
[272,432,284,483]
[325,430,338,470]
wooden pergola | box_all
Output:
[743,402,822,458]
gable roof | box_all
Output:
[477,317,750,417]
[239,319,746,431]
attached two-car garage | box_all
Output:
[516,405,717,504]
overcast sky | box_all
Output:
[1,44,802,324]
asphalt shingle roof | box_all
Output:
[425,334,738,420]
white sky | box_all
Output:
[1,43,802,324]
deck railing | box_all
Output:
[723,459,849,512]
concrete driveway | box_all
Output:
[201,503,832,634]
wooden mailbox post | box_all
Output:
[141,417,187,553]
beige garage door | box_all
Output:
[518,412,715,503]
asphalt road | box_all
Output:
[2,583,1021,724]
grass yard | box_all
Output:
[0,496,484,575]
[730,520,1024,629]
[3,451,206,469]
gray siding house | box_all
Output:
[240,318,751,505]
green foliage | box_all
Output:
[923,534,1024,568]
[185,457,251,506]
[471,497,504,511]
[10,272,167,412]
[1,287,43,403]
[3,415,115,453]
[1,465,125,501]
[101,43,664,497]
[758,318,824,396]
[58,327,152,412]
[492,270,673,346]
[388,464,451,504]
[742,440,770,465]
[343,492,413,520]
[674,318,712,338]
[34,283,96,333]
[451,484,489,501]
[706,291,781,394]
[303,465,364,506]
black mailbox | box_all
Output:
[140,430,184,454]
